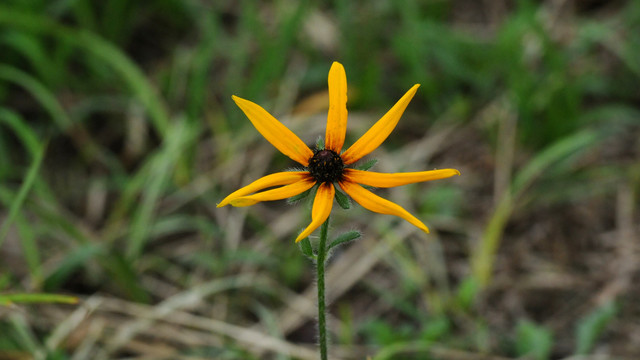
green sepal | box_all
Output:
[334,187,351,209]
[355,158,378,171]
[287,187,313,204]
[316,137,325,150]
[328,230,361,250]
[298,237,316,259]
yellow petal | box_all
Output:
[230,178,316,207]
[343,168,460,188]
[295,183,335,242]
[339,180,429,233]
[341,84,420,165]
[217,172,311,207]
[232,95,314,166]
[325,62,348,153]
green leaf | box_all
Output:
[420,315,451,341]
[316,136,324,150]
[575,301,618,355]
[287,187,313,204]
[328,230,361,250]
[455,276,479,311]
[334,187,351,209]
[355,158,378,171]
[516,320,553,360]
[298,237,315,259]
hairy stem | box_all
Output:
[316,217,330,360]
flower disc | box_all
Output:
[308,149,344,183]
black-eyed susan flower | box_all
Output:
[218,62,460,242]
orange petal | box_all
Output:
[339,180,429,233]
[230,178,317,207]
[217,172,311,207]
[325,62,348,153]
[343,168,460,188]
[295,183,335,242]
[341,84,420,165]
[232,95,314,166]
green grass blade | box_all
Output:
[0,6,171,137]
[0,141,46,248]
[0,107,41,157]
[126,119,196,259]
[0,65,72,130]
[8,314,42,354]
[511,130,601,196]
[575,301,618,355]
[516,320,553,360]
[0,293,78,305]
[14,213,43,287]
[0,30,55,85]
[0,67,118,169]
[102,252,151,303]
[472,130,604,288]
[43,243,103,291]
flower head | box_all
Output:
[218,62,460,242]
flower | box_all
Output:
[218,62,460,242]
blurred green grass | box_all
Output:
[1,0,639,359]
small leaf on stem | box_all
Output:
[355,158,378,171]
[287,187,313,204]
[328,230,361,250]
[298,237,315,259]
[334,187,351,209]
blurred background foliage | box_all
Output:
[0,0,639,359]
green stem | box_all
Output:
[316,217,330,360]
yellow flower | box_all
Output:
[218,62,460,242]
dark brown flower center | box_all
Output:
[308,149,344,183]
